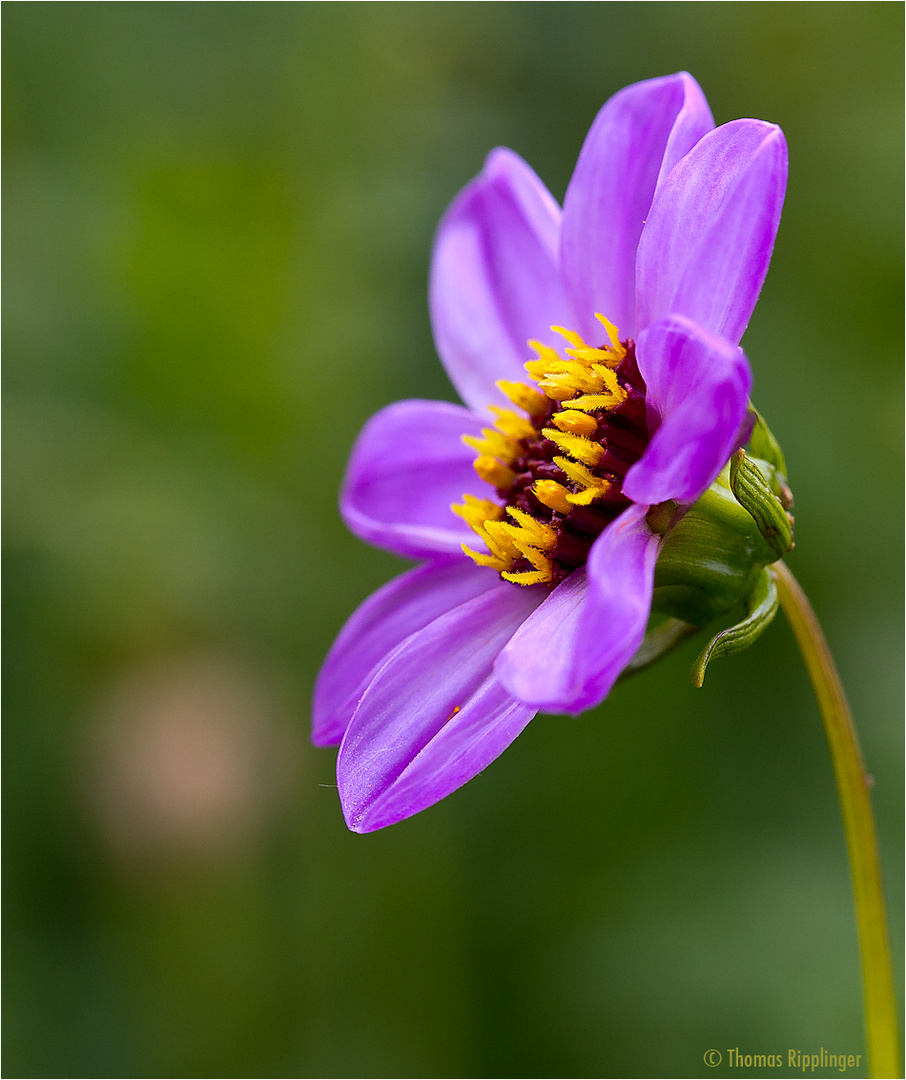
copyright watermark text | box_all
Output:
[704,1047,863,1072]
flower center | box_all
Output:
[453,315,649,588]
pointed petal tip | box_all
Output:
[340,792,418,834]
[483,144,527,177]
[341,800,376,834]
[710,117,788,172]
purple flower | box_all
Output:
[314,73,787,833]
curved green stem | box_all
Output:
[773,561,900,1078]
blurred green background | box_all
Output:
[4,4,902,1078]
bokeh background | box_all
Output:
[4,4,902,1078]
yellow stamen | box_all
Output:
[590,364,624,393]
[501,566,551,587]
[503,506,557,551]
[565,487,599,507]
[534,361,613,401]
[551,325,586,350]
[567,344,619,365]
[554,455,612,505]
[501,543,553,587]
[524,359,549,382]
[457,317,633,586]
[552,410,598,437]
[565,391,625,413]
[473,455,516,490]
[536,378,579,401]
[455,493,522,574]
[452,493,503,528]
[482,520,521,562]
[462,427,519,462]
[526,323,628,405]
[595,313,626,358]
[488,406,536,441]
[533,480,572,515]
[524,357,575,378]
[542,427,604,467]
[461,544,510,572]
[527,339,562,365]
[496,380,548,418]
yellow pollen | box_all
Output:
[473,455,516,490]
[533,479,572,515]
[552,410,598,436]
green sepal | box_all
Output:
[730,449,794,558]
[618,617,699,682]
[748,405,788,478]
[691,566,779,687]
[747,407,794,510]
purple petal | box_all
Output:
[636,119,788,345]
[623,315,752,506]
[495,505,659,713]
[341,399,489,559]
[560,72,714,342]
[338,580,544,832]
[312,558,501,746]
[429,148,570,413]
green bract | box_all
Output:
[634,411,794,684]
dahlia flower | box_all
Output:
[314,72,788,833]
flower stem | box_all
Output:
[773,561,900,1078]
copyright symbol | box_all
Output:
[704,1049,722,1067]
